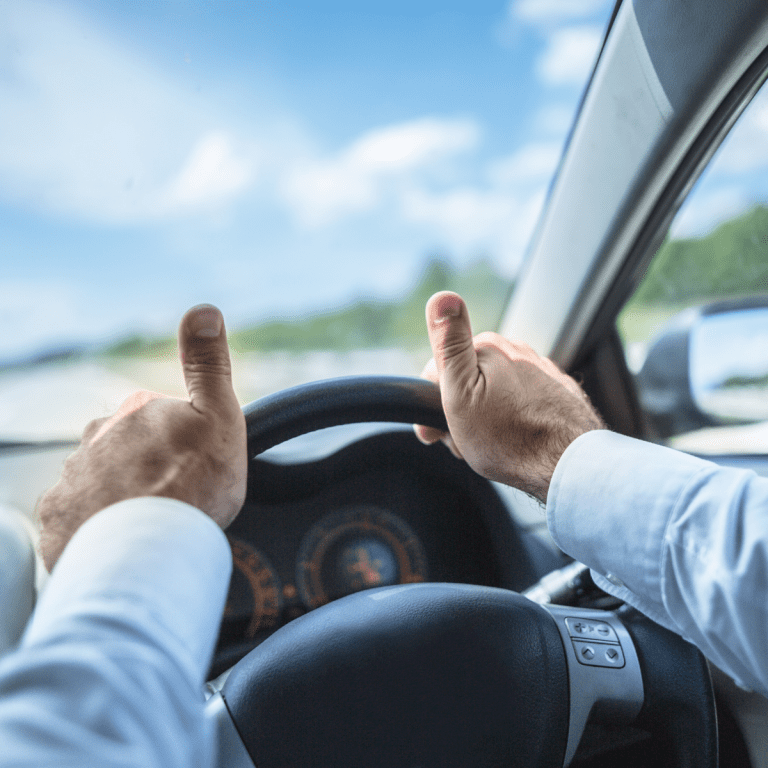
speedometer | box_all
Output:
[297,506,428,609]
[222,538,283,639]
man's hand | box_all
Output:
[414,292,604,503]
[38,305,247,571]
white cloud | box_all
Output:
[488,142,562,185]
[705,87,768,176]
[512,0,609,26]
[279,121,556,269]
[670,186,748,239]
[0,281,84,361]
[403,187,517,246]
[536,25,603,85]
[392,137,563,268]
[279,152,377,228]
[348,120,477,172]
[163,132,254,211]
[0,1,258,224]
[280,118,479,227]
[401,183,546,268]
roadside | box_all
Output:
[0,348,426,443]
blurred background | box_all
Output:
[2,0,767,446]
[0,0,614,439]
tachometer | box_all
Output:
[297,506,427,609]
[223,538,283,639]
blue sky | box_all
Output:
[2,0,767,364]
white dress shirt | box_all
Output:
[0,505,36,655]
[0,498,231,767]
[548,429,768,697]
[3,431,766,765]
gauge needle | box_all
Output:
[348,547,383,585]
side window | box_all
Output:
[618,84,768,454]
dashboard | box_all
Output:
[211,429,541,676]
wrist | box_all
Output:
[500,426,604,504]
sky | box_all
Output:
[1,0,767,363]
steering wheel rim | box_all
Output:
[242,375,448,457]
[214,376,717,768]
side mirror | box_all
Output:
[635,296,768,439]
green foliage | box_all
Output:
[102,257,512,357]
[105,205,768,358]
[229,302,396,354]
[721,372,768,390]
[388,257,511,346]
[228,257,512,354]
[105,335,176,358]
[632,204,768,305]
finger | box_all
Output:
[178,304,238,415]
[413,423,463,460]
[425,292,478,389]
[442,434,464,460]
[413,423,447,444]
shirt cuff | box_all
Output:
[546,430,713,631]
[23,497,232,684]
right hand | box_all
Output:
[37,304,247,571]
[414,292,604,503]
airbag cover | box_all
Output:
[222,583,568,768]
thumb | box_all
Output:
[178,304,238,415]
[425,292,478,389]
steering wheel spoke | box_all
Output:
[543,605,644,766]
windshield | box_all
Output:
[1,0,615,441]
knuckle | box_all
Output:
[183,339,232,370]
[439,334,473,361]
[507,339,534,357]
[183,360,232,378]
[474,331,502,347]
[82,416,107,439]
[121,390,165,413]
[417,426,446,444]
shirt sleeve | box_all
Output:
[0,505,36,656]
[0,497,232,768]
[547,430,768,697]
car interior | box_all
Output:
[2,0,768,766]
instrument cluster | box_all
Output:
[222,506,427,637]
[212,430,522,676]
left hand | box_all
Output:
[37,304,247,571]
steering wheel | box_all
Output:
[206,376,717,768]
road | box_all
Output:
[0,349,424,442]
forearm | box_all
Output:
[0,498,231,767]
[547,431,768,696]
